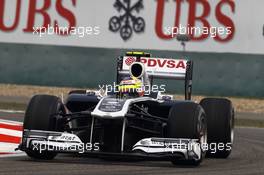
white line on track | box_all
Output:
[0,142,25,158]
[0,119,22,125]
[236,126,264,130]
[0,142,21,152]
[0,153,26,158]
[0,109,25,114]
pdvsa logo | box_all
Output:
[125,57,136,66]
[109,0,145,41]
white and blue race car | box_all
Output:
[18,52,234,166]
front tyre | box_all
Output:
[23,95,65,160]
[200,98,234,158]
[167,102,207,166]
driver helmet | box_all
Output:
[118,76,144,97]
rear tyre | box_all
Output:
[167,102,207,166]
[23,95,65,160]
[200,98,234,158]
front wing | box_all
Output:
[18,129,202,161]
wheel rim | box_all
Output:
[54,101,66,131]
[199,115,207,152]
[230,110,235,144]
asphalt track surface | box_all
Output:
[0,112,264,175]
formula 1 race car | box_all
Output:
[18,52,234,166]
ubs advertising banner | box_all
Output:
[0,0,263,54]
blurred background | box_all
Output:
[0,0,263,119]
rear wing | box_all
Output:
[120,56,188,79]
[116,55,193,100]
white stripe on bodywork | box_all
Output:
[92,97,161,118]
